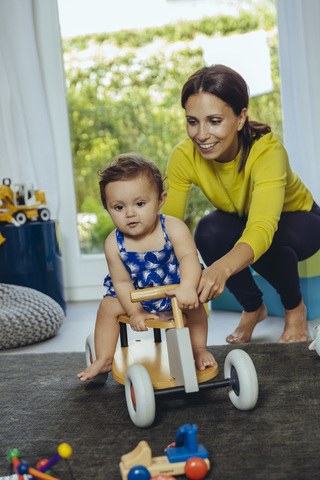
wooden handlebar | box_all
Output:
[130,284,185,329]
[130,284,178,303]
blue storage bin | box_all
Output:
[0,221,66,312]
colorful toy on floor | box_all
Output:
[31,443,73,479]
[86,284,259,428]
[6,444,76,480]
[119,424,210,480]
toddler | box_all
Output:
[78,153,215,381]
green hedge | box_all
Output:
[63,3,281,253]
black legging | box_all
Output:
[194,202,320,312]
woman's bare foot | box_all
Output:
[278,300,307,342]
[226,303,268,344]
[193,348,216,371]
[77,359,112,382]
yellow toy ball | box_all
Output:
[57,443,72,458]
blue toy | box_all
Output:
[165,425,208,464]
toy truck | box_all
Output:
[119,424,210,480]
[0,178,50,226]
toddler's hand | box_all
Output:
[164,285,199,310]
[129,311,158,332]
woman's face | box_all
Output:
[185,92,247,163]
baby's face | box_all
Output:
[105,174,166,239]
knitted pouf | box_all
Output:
[0,283,64,350]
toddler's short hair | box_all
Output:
[99,153,165,210]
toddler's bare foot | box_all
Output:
[278,300,307,342]
[226,303,267,344]
[77,359,111,382]
[193,348,216,371]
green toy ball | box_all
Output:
[7,449,21,461]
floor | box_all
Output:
[2,301,319,355]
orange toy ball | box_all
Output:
[185,457,208,480]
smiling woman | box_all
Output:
[162,64,320,345]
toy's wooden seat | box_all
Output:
[112,284,219,390]
[116,284,186,347]
[120,440,152,469]
[118,310,181,330]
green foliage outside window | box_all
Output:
[63,2,281,254]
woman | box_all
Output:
[162,64,320,343]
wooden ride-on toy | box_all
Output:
[85,284,259,428]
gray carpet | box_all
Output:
[1,342,320,479]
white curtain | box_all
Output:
[276,0,320,204]
[0,0,69,220]
[0,0,93,301]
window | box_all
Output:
[58,0,281,256]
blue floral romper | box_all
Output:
[103,214,180,313]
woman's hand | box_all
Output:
[197,261,230,304]
[197,242,255,304]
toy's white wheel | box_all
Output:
[39,208,50,222]
[14,211,27,225]
[85,334,108,384]
[314,330,320,356]
[224,349,258,411]
[125,364,155,428]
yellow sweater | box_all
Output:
[162,132,313,261]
